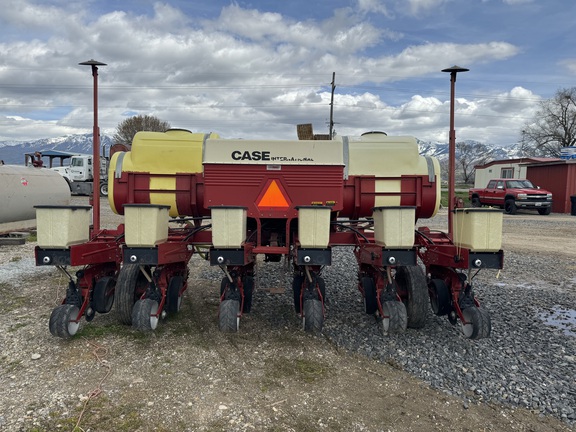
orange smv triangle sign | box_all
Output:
[257,180,289,208]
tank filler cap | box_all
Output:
[474,259,482,268]
[130,255,138,263]
[388,256,396,265]
[217,256,225,264]
[166,128,192,134]
[361,131,387,136]
[42,256,51,264]
[303,255,311,263]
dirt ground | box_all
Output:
[0,199,574,432]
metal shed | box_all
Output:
[526,160,576,213]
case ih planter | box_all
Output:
[35,129,503,340]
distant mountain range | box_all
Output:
[417,139,521,163]
[0,133,520,166]
[0,134,115,165]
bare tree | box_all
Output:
[520,87,576,157]
[113,115,171,145]
[456,141,495,184]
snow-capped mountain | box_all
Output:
[417,139,521,161]
[0,134,114,165]
[0,133,520,166]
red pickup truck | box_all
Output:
[469,179,553,215]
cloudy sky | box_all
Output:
[0,0,574,146]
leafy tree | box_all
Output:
[113,115,171,145]
[456,141,495,184]
[520,87,576,157]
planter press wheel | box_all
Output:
[381,301,407,335]
[477,307,492,338]
[219,299,240,332]
[429,278,451,316]
[166,276,184,314]
[132,298,160,331]
[361,276,378,315]
[461,307,491,339]
[92,276,116,314]
[300,274,325,333]
[49,304,81,338]
[303,299,324,333]
[395,266,428,328]
[115,264,150,325]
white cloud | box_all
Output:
[0,114,87,141]
[0,0,544,147]
[350,42,519,83]
[0,0,82,31]
[209,5,383,55]
[407,0,449,15]
[559,59,576,75]
[356,0,391,16]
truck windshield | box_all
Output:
[71,158,84,167]
[506,180,534,188]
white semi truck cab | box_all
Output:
[52,154,109,196]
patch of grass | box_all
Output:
[76,321,160,347]
[78,322,134,338]
[293,358,330,382]
[1,356,23,373]
[9,256,22,262]
[264,357,331,387]
[203,418,231,432]
[162,297,221,350]
[36,395,146,432]
[0,295,29,314]
[8,322,29,332]
[26,232,37,242]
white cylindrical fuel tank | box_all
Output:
[0,165,71,223]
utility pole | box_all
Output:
[79,59,106,235]
[329,72,335,139]
[442,65,469,239]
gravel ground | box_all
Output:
[199,210,576,426]
[324,247,576,422]
[0,202,575,431]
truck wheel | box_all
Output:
[504,199,517,215]
[100,182,108,196]
[538,207,551,215]
[471,196,481,207]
